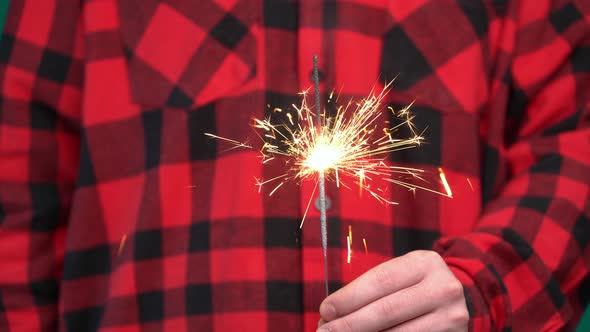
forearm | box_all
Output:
[436,134,590,330]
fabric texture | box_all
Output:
[0,0,589,331]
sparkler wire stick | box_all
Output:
[312,55,330,296]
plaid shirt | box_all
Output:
[0,0,589,331]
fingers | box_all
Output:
[381,306,469,332]
[318,278,441,332]
[317,251,469,332]
[320,251,432,321]
[379,313,438,332]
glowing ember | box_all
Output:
[304,137,344,172]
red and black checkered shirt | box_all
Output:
[1,0,589,331]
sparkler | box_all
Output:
[205,56,453,297]
[311,55,330,296]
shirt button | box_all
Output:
[309,68,325,83]
[314,195,332,211]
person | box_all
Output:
[0,0,588,331]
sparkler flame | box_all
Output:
[305,137,344,172]
[206,82,452,226]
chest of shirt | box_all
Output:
[74,0,493,251]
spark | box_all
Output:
[204,133,252,149]
[358,168,366,196]
[299,181,319,228]
[347,225,353,264]
[438,168,453,198]
[466,177,474,191]
[347,235,352,264]
[363,238,368,254]
[205,82,452,226]
[268,182,284,196]
[117,234,127,256]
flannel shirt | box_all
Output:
[0,0,589,331]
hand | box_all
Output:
[317,250,469,332]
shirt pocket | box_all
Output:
[117,0,258,109]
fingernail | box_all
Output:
[320,302,337,320]
[317,327,332,332]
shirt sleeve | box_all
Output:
[0,1,83,330]
[435,1,590,330]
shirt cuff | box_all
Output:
[448,265,493,331]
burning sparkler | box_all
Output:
[311,55,331,296]
[205,56,453,296]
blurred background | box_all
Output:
[0,0,586,330]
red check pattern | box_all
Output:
[0,0,589,331]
